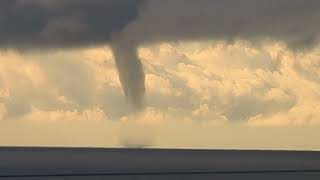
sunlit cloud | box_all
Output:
[0,40,320,149]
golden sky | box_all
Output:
[0,40,320,150]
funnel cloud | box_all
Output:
[1,0,320,110]
[111,38,145,110]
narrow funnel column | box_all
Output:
[111,40,145,111]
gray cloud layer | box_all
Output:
[1,0,320,110]
[125,0,320,49]
[0,0,142,48]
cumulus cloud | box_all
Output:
[1,42,320,127]
[138,41,320,126]
[0,41,320,149]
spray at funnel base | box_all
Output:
[111,40,145,111]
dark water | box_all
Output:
[1,172,320,180]
[0,147,319,179]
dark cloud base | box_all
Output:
[0,0,143,49]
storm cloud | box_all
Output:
[0,0,142,48]
[124,0,320,49]
[1,0,320,110]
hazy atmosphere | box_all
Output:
[0,0,320,150]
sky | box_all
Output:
[0,0,320,150]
